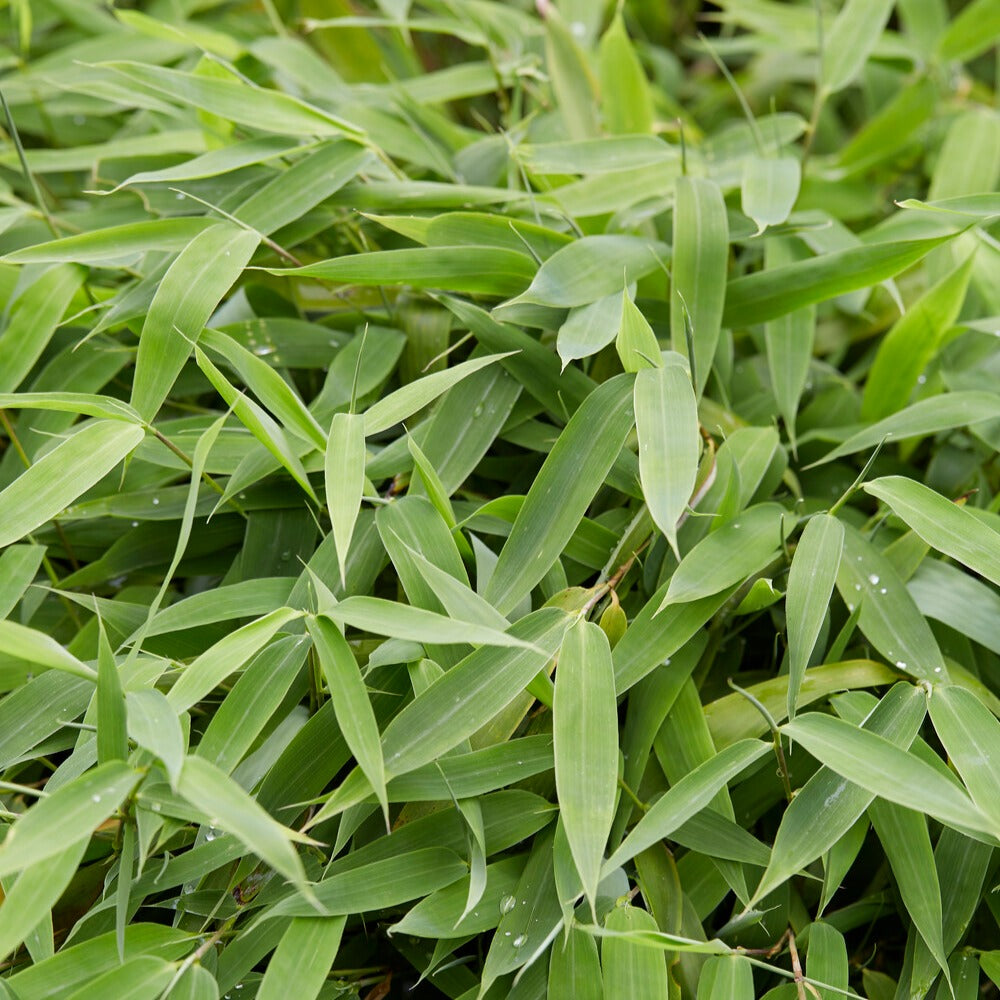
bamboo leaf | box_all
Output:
[0,420,144,548]
[554,620,618,915]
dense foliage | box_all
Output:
[0,0,999,997]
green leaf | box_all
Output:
[265,847,468,918]
[0,265,85,394]
[836,524,948,682]
[554,620,618,915]
[176,755,312,894]
[659,503,787,609]
[602,904,669,999]
[813,390,1000,465]
[861,254,973,420]
[752,684,928,904]
[598,14,654,135]
[267,247,535,297]
[322,596,535,649]
[325,413,366,587]
[865,476,1000,587]
[1,219,214,265]
[671,177,729,397]
[742,156,801,234]
[257,916,346,1000]
[0,762,139,876]
[486,374,635,615]
[363,352,515,436]
[502,236,668,310]
[308,615,388,823]
[607,739,771,871]
[785,514,844,719]
[781,712,995,838]
[616,295,662,373]
[99,60,364,137]
[125,689,184,789]
[130,224,259,421]
[634,360,700,558]
[0,419,144,548]
[0,836,89,961]
[928,685,1000,830]
[868,800,949,981]
[697,954,754,1000]
[821,0,896,94]
[0,620,95,680]
[166,607,302,713]
[723,236,954,328]
[548,926,603,1000]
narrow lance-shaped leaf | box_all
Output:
[786,514,844,719]
[671,177,729,397]
[486,374,635,616]
[861,254,973,421]
[616,294,661,373]
[0,837,89,962]
[751,682,925,904]
[0,620,96,681]
[865,476,1000,587]
[326,413,366,587]
[742,156,801,234]
[928,685,1000,831]
[606,739,771,871]
[125,690,184,790]
[781,713,995,838]
[723,236,955,328]
[0,265,85,394]
[166,607,302,713]
[307,615,388,824]
[554,620,618,916]
[99,60,364,137]
[176,755,313,897]
[821,0,896,94]
[658,503,787,611]
[635,359,699,559]
[0,420,144,549]
[363,352,516,436]
[0,762,140,876]
[195,348,317,502]
[130,224,259,421]
[266,247,535,297]
[868,800,950,983]
[836,525,948,682]
[813,390,1000,465]
[257,917,346,1000]
[96,622,127,765]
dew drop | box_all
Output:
[253,344,276,356]
[280,550,291,560]
[570,20,586,37]
[151,802,161,813]
[934,666,942,673]
[504,931,511,937]
[91,794,101,803]
[500,894,516,915]
[175,192,185,200]
[880,587,887,594]
[152,497,160,506]
[854,583,861,591]
[224,251,230,257]
[473,404,484,418]
[513,934,528,948]
[732,522,740,529]
[868,573,880,585]
[917,374,927,384]
[131,520,139,527]
[895,660,907,669]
